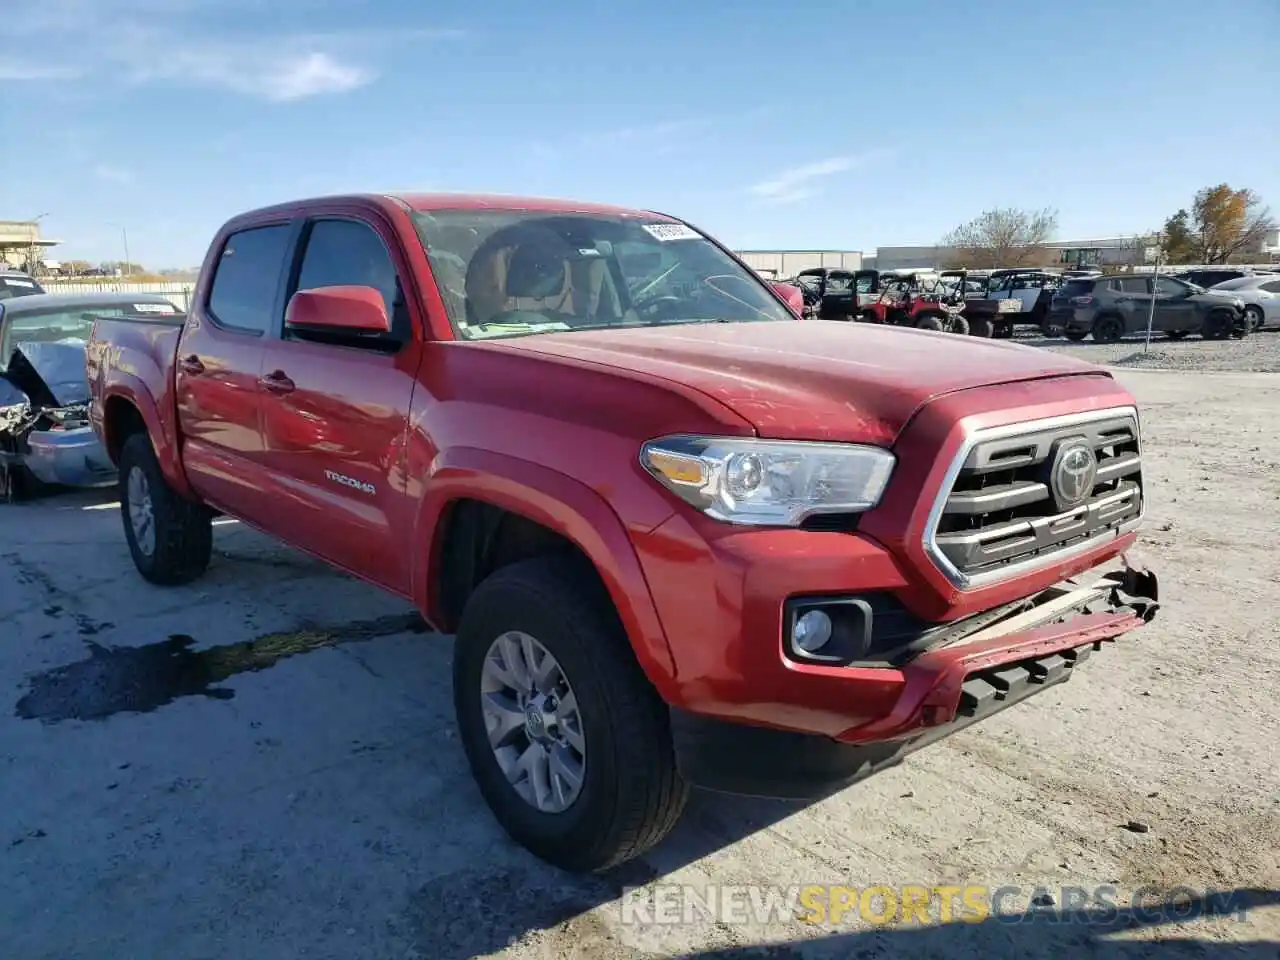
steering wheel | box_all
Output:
[633,294,685,319]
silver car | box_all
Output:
[1204,274,1280,331]
[0,291,183,497]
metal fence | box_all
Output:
[38,281,196,310]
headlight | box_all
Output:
[639,435,895,526]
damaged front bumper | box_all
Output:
[1,340,116,495]
[670,562,1159,800]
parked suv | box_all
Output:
[1050,274,1247,342]
[1171,268,1250,288]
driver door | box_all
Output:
[1152,275,1198,333]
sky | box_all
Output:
[1,0,1277,269]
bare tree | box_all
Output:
[940,207,1059,269]
[1161,185,1274,264]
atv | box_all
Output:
[856,270,969,335]
[787,268,864,321]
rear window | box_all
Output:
[0,276,42,300]
[1058,279,1096,297]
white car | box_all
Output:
[1203,274,1280,330]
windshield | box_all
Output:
[411,211,794,340]
[1210,277,1253,291]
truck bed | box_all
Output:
[85,314,188,468]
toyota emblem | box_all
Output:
[1050,440,1098,511]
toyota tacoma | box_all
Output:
[85,193,1159,873]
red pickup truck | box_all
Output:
[85,193,1159,873]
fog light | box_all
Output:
[793,610,833,653]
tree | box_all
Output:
[1160,185,1274,264]
[940,207,1059,269]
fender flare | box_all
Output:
[98,378,196,499]
[413,446,680,700]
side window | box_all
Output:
[1116,277,1150,295]
[1261,281,1280,294]
[292,219,402,333]
[1154,276,1188,297]
[207,224,292,334]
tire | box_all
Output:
[452,556,689,873]
[1200,310,1234,341]
[915,313,944,332]
[968,317,993,338]
[118,431,213,585]
[1091,314,1124,343]
[1063,329,1089,342]
[1231,312,1251,339]
[1244,305,1264,331]
[949,315,970,336]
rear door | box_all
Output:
[175,222,293,520]
[1110,276,1152,329]
[256,212,423,595]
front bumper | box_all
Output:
[21,426,117,486]
[668,564,1158,799]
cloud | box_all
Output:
[748,157,861,204]
[126,45,373,101]
[0,59,82,80]
[0,3,464,102]
[94,165,134,184]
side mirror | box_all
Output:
[285,285,391,334]
[770,281,805,317]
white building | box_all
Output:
[734,249,863,278]
[865,236,1160,272]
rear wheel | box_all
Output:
[1091,314,1124,343]
[1244,305,1264,331]
[453,556,689,873]
[968,317,993,338]
[118,432,213,585]
[948,315,969,336]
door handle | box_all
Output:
[259,371,296,395]
[179,355,205,375]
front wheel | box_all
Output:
[453,556,689,873]
[968,316,993,338]
[915,313,944,332]
[948,315,970,336]
[1200,310,1234,341]
[118,432,213,585]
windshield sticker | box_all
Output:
[577,248,603,257]
[133,303,177,313]
[3,278,36,287]
[642,223,700,242]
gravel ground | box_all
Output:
[1024,328,1280,372]
[1,368,1277,960]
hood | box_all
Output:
[0,339,91,408]
[485,322,1106,444]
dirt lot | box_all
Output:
[2,363,1277,960]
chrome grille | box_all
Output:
[925,408,1144,587]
